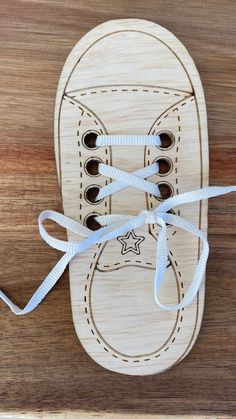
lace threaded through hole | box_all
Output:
[157,182,173,200]
[85,213,101,231]
[158,131,175,149]
[154,157,172,175]
[85,158,102,176]
[85,185,102,204]
[82,131,99,149]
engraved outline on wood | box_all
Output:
[56,25,207,373]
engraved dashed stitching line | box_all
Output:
[75,105,84,220]
[83,247,184,363]
[96,260,155,267]
[64,94,110,225]
[148,102,183,229]
[63,93,188,364]
[71,87,183,97]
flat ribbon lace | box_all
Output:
[0,185,235,315]
[0,134,235,315]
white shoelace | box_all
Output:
[0,134,235,315]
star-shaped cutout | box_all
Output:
[117,230,145,255]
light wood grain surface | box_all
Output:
[0,0,235,416]
[56,18,209,376]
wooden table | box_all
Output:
[0,1,235,417]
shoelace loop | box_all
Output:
[1,185,235,315]
[0,132,235,316]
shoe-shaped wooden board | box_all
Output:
[54,19,208,375]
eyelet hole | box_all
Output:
[82,131,99,149]
[157,182,173,200]
[158,131,175,149]
[84,213,101,231]
[84,185,102,204]
[85,158,102,176]
[154,157,172,175]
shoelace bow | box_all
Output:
[0,135,235,315]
